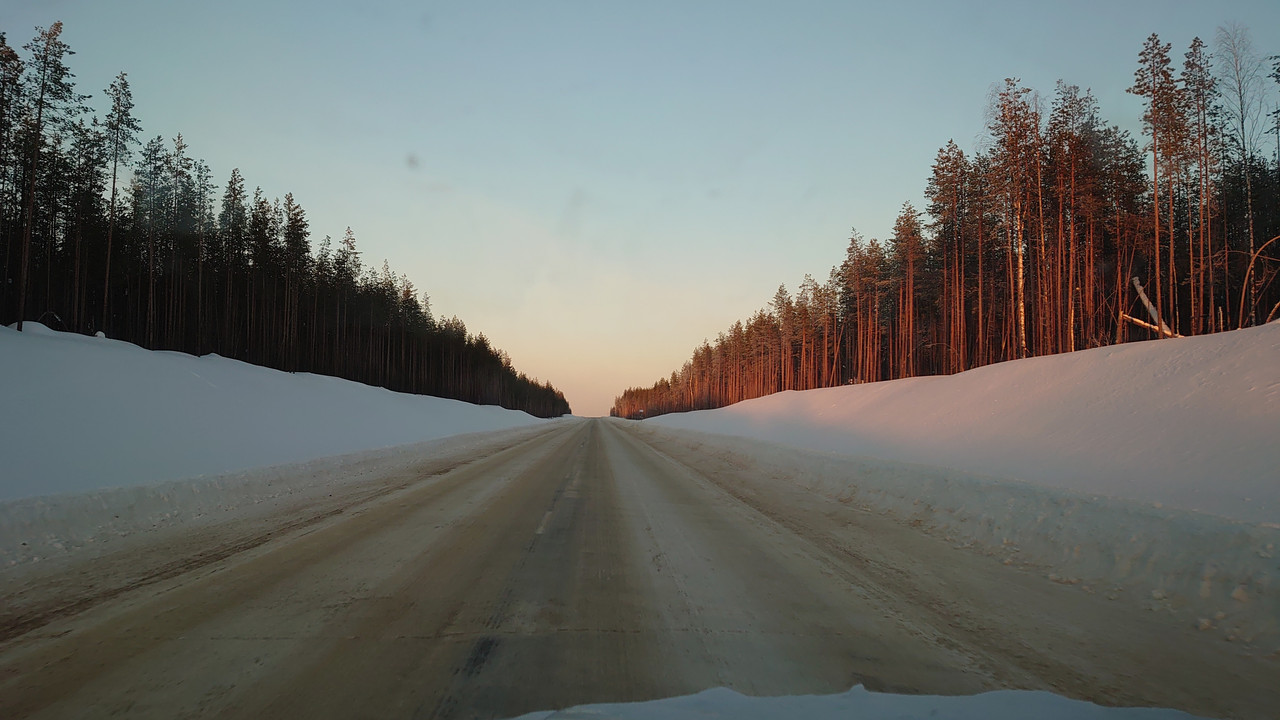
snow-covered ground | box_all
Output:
[1,322,547,501]
[637,323,1280,653]
[1,323,560,570]
[1,322,1272,719]
[511,685,1206,719]
[652,322,1280,525]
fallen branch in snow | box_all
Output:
[1120,312,1177,337]
[1130,277,1181,338]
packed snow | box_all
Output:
[652,322,1280,525]
[510,685,1206,719]
[0,322,547,502]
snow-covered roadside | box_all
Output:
[0,322,550,502]
[631,422,1279,648]
[651,322,1280,525]
[0,322,564,570]
[509,684,1207,719]
[0,423,561,570]
[638,323,1280,647]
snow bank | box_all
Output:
[642,324,1280,646]
[0,424,558,569]
[631,424,1279,647]
[0,323,547,501]
[652,322,1280,525]
[510,685,1206,719]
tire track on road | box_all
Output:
[0,423,580,719]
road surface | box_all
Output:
[0,418,1274,719]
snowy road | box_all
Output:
[0,418,1275,719]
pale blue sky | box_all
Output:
[6,1,1280,415]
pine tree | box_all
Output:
[17,22,87,331]
[66,116,105,331]
[217,168,247,352]
[133,135,169,345]
[0,34,23,315]
[100,71,141,332]
[281,192,310,368]
[771,285,793,390]
[1181,37,1218,334]
[1129,33,1182,333]
[192,159,215,353]
[989,78,1038,359]
[925,140,968,371]
[890,202,925,377]
[1046,82,1100,351]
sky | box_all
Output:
[6,0,1280,416]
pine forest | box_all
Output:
[0,23,571,418]
[613,29,1280,419]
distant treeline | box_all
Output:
[614,28,1279,419]
[0,23,570,418]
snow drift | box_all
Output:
[651,322,1280,525]
[0,322,547,502]
[0,323,560,569]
